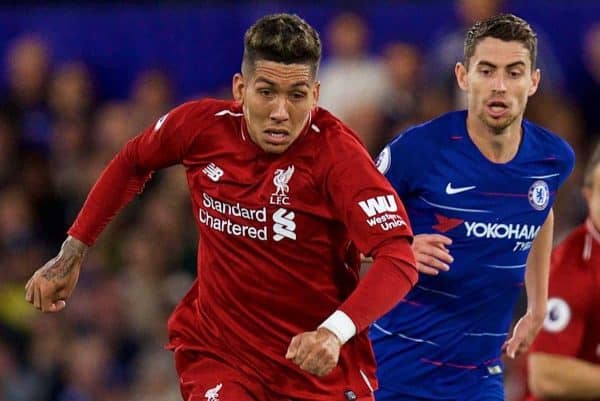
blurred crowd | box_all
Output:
[1,1,599,400]
[0,33,194,401]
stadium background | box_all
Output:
[0,1,597,400]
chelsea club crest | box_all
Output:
[528,180,549,210]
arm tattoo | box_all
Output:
[41,241,86,282]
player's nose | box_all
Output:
[492,73,507,92]
[270,97,289,122]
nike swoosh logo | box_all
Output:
[445,183,476,195]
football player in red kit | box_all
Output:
[526,142,600,400]
[25,13,418,401]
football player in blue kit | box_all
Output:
[371,14,574,401]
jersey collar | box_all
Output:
[586,218,600,244]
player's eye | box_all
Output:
[509,70,523,78]
[290,91,307,101]
[258,88,274,97]
[480,69,492,76]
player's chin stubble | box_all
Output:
[479,113,517,136]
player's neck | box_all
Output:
[587,217,600,240]
[466,115,523,164]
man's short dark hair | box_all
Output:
[242,13,321,78]
[464,13,537,70]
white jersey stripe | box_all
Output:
[214,109,243,117]
[372,323,439,346]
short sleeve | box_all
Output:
[555,136,575,188]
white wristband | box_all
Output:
[319,310,357,344]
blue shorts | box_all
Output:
[374,376,504,401]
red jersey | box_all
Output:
[526,219,600,401]
[68,99,416,400]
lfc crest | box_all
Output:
[270,165,295,205]
[204,383,222,401]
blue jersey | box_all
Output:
[370,111,575,400]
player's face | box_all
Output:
[455,37,540,134]
[583,164,600,230]
[233,60,319,154]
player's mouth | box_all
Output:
[485,100,509,118]
[263,128,291,145]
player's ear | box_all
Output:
[455,62,468,91]
[528,68,541,97]
[312,80,320,108]
[232,73,245,103]
[582,186,592,204]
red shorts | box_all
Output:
[174,348,374,401]
[169,281,375,401]
[175,348,266,401]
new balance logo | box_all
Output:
[358,195,397,217]
[203,163,224,182]
[273,208,296,241]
